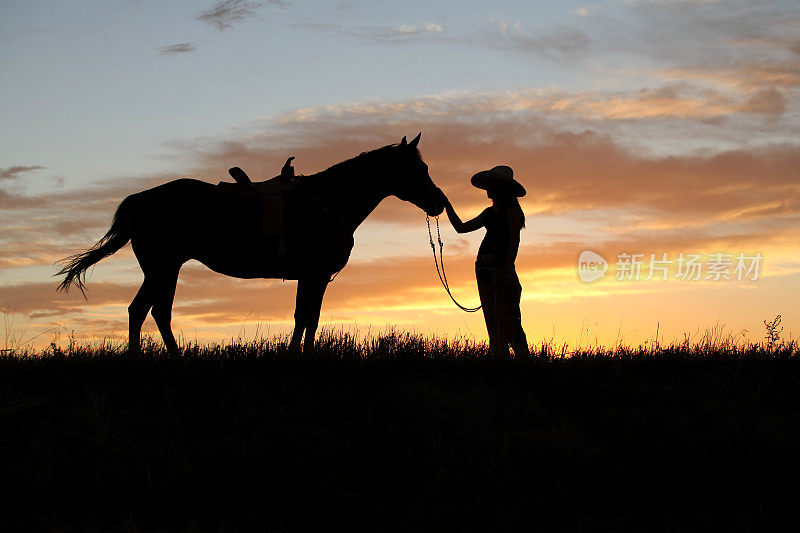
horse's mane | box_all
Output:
[314,143,420,180]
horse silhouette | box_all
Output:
[57,134,443,354]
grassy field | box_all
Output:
[2,332,800,531]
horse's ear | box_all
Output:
[400,136,407,147]
[409,132,421,149]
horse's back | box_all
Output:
[127,178,260,242]
[131,178,257,212]
[125,176,350,279]
[137,177,218,199]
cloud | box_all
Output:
[572,7,602,18]
[0,173,169,269]
[622,0,722,4]
[297,13,590,58]
[293,0,798,87]
[165,84,797,229]
[267,83,790,138]
[740,88,786,115]
[0,254,457,329]
[424,22,444,33]
[156,42,198,55]
[0,281,135,318]
[0,165,48,210]
[547,85,742,120]
[294,17,584,57]
[397,22,444,34]
[267,0,289,10]
[2,217,791,333]
[466,0,800,118]
[294,20,446,44]
[0,165,45,181]
[2,82,798,340]
[1,83,796,273]
[0,189,48,210]
[481,20,592,60]
[196,0,263,30]
[5,0,800,345]
[212,92,800,241]
[663,62,800,90]
[623,1,800,77]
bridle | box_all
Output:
[427,215,482,313]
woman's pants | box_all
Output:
[475,264,530,358]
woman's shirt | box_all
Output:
[477,205,522,267]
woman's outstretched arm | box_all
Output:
[441,193,487,234]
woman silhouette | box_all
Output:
[440,166,530,358]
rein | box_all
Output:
[427,215,482,313]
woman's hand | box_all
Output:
[441,194,487,234]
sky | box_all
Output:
[1,0,798,350]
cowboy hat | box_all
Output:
[470,165,526,197]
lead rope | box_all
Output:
[427,215,482,313]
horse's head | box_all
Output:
[388,133,445,217]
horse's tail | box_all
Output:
[56,196,133,297]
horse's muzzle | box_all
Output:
[424,187,445,216]
[425,200,445,217]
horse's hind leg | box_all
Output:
[128,279,154,354]
[288,280,308,354]
[151,266,181,355]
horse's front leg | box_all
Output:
[303,277,329,354]
[289,277,329,355]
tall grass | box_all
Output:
[2,323,799,531]
[4,324,797,361]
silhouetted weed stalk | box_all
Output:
[2,322,797,361]
[764,314,783,351]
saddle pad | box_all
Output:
[261,194,284,236]
[217,182,285,236]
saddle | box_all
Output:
[217,157,301,256]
